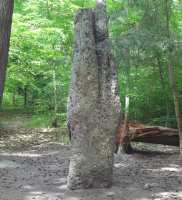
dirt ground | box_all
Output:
[0,128,182,200]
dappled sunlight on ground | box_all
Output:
[144,166,182,173]
[154,191,182,199]
[0,144,181,200]
[160,166,182,172]
[0,152,44,157]
[114,162,130,168]
[0,128,182,199]
[0,159,21,168]
[0,127,69,151]
[0,144,70,200]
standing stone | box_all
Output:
[67,1,121,189]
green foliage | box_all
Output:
[6,0,75,115]
[110,0,182,127]
[23,114,53,128]
[3,0,182,128]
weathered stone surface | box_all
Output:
[67,2,121,190]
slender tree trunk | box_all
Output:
[52,66,58,127]
[67,0,121,189]
[12,88,16,106]
[156,56,169,127]
[121,50,132,153]
[0,0,14,107]
[165,0,182,153]
[122,94,132,153]
[168,63,182,152]
[24,86,28,108]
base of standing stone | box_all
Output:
[67,176,112,190]
[67,156,113,190]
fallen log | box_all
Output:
[131,125,179,146]
[115,122,179,153]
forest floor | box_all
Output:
[0,113,182,200]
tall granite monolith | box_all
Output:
[67,1,121,189]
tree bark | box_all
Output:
[156,55,170,127]
[52,66,59,128]
[168,63,182,150]
[24,85,28,108]
[121,49,133,153]
[165,0,182,154]
[0,0,14,107]
[67,1,121,189]
[12,88,16,106]
[121,97,133,153]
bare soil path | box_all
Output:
[0,127,182,200]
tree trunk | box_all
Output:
[52,66,59,128]
[168,63,182,151]
[24,85,28,108]
[165,0,182,153]
[67,1,121,189]
[121,49,132,153]
[156,55,170,127]
[12,88,16,106]
[121,95,133,153]
[0,0,14,107]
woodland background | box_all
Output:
[2,0,182,128]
